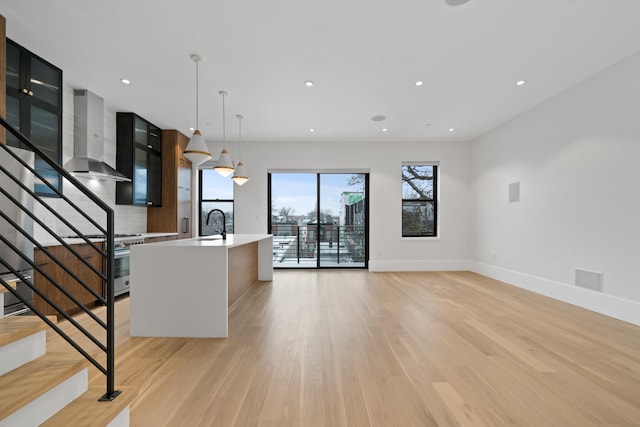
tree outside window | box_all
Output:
[402,164,437,237]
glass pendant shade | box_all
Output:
[184,130,211,166]
[232,161,249,185]
[214,148,235,177]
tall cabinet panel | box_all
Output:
[1,15,5,144]
[147,130,192,239]
[116,112,162,206]
[5,38,62,196]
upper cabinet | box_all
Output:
[115,113,162,206]
[147,130,193,238]
[5,38,63,196]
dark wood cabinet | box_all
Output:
[5,38,63,196]
[147,130,193,238]
[115,113,162,206]
[33,243,104,317]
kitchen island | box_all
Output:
[129,234,273,338]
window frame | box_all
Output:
[199,169,234,236]
[401,162,439,238]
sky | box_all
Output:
[271,173,364,218]
[202,171,364,219]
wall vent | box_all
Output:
[575,269,603,292]
[508,182,520,203]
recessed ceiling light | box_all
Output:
[425,123,432,127]
[305,81,314,87]
[446,0,471,5]
[415,81,424,86]
[371,115,386,122]
[382,128,388,132]
[189,127,195,132]
[309,128,315,132]
[449,128,455,132]
[120,78,131,85]
[516,80,527,86]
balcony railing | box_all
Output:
[271,224,366,267]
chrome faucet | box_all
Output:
[205,209,227,240]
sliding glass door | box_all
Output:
[269,172,368,268]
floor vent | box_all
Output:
[575,269,603,292]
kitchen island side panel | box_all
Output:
[228,242,258,308]
[130,245,229,337]
[258,237,273,281]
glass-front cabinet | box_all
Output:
[116,113,162,206]
[5,39,63,196]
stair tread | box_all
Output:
[0,315,48,347]
[0,281,17,294]
[41,386,137,427]
[0,352,87,417]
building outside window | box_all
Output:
[402,163,438,237]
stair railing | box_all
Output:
[0,116,120,402]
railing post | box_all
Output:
[100,208,121,401]
[297,226,300,264]
[337,225,340,264]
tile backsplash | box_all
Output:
[33,84,147,239]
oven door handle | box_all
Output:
[2,274,33,283]
[114,249,131,259]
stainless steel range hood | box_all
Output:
[64,89,131,182]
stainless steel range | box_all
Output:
[62,233,144,297]
[112,234,144,296]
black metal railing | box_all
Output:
[271,224,366,265]
[0,117,120,402]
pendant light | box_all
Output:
[232,114,249,186]
[183,54,212,166]
[213,90,235,177]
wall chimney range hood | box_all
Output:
[64,89,131,182]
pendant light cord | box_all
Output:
[237,114,243,161]
[220,91,227,145]
[195,60,199,130]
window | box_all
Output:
[199,170,234,236]
[402,163,438,237]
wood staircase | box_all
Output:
[0,308,134,426]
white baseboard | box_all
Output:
[368,259,472,272]
[471,262,640,326]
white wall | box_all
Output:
[217,139,472,271]
[470,51,640,324]
[33,84,147,238]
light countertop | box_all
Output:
[140,232,178,239]
[36,232,178,247]
[136,234,272,249]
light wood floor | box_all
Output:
[46,271,640,426]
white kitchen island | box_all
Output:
[129,234,273,338]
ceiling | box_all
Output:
[4,0,640,144]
